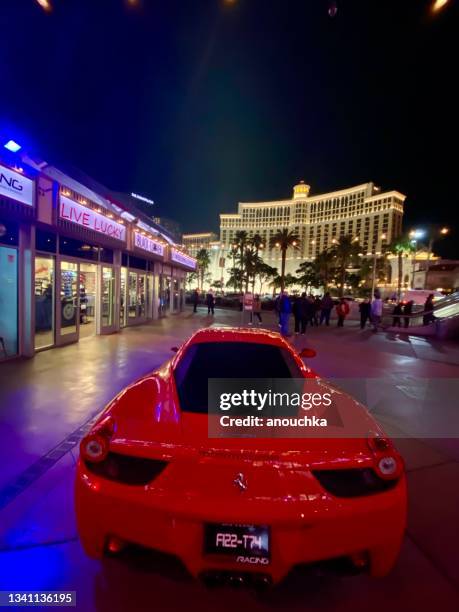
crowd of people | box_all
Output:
[190,288,439,337]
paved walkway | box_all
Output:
[0,307,458,611]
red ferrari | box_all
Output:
[75,327,406,586]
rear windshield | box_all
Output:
[174,341,302,413]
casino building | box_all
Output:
[219,181,406,278]
[0,138,196,362]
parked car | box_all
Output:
[76,328,406,586]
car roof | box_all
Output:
[184,326,290,348]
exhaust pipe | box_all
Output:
[201,571,272,589]
[228,574,245,588]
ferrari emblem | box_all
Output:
[233,472,248,491]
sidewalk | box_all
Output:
[0,306,458,611]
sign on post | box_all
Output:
[244,293,254,311]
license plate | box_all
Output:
[204,523,270,561]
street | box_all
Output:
[0,307,458,611]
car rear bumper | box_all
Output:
[75,460,406,583]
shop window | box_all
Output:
[122,253,129,267]
[36,229,57,253]
[128,272,137,318]
[120,267,127,327]
[138,274,146,317]
[60,261,78,335]
[0,220,19,247]
[35,256,55,349]
[0,246,18,359]
[102,267,115,327]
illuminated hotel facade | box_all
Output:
[219,181,406,278]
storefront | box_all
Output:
[0,161,36,361]
[0,148,196,361]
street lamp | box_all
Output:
[35,0,52,11]
[431,0,449,14]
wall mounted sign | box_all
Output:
[0,163,34,206]
[171,249,196,270]
[59,195,126,242]
[134,232,164,256]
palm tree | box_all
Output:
[242,248,262,293]
[330,235,361,296]
[256,262,278,294]
[269,229,301,292]
[249,233,264,293]
[196,248,211,290]
[314,249,335,292]
[389,236,416,298]
[234,230,248,293]
[296,261,320,292]
[226,267,245,291]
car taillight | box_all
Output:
[375,455,403,480]
[367,433,391,453]
[368,433,404,481]
[80,416,114,463]
[80,434,110,463]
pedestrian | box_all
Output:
[371,292,383,332]
[206,290,215,315]
[423,293,435,326]
[298,292,309,334]
[392,302,403,327]
[313,296,321,326]
[306,295,316,327]
[253,294,262,324]
[293,295,302,334]
[336,297,350,327]
[359,297,371,329]
[403,300,413,328]
[320,292,334,326]
[278,290,292,336]
[274,294,281,326]
[191,289,199,313]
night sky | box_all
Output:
[1,0,457,256]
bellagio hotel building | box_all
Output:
[219,181,405,276]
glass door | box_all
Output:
[34,255,55,350]
[79,262,98,339]
[128,271,138,320]
[101,266,115,332]
[120,267,127,327]
[57,260,79,344]
[137,273,146,319]
[0,246,18,360]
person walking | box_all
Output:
[359,297,371,329]
[423,294,435,326]
[298,292,309,335]
[403,300,413,328]
[252,294,263,324]
[371,292,383,332]
[392,302,403,327]
[336,297,350,327]
[206,290,215,315]
[313,296,321,326]
[279,290,292,336]
[191,289,199,313]
[306,295,316,327]
[293,295,302,334]
[320,292,334,326]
